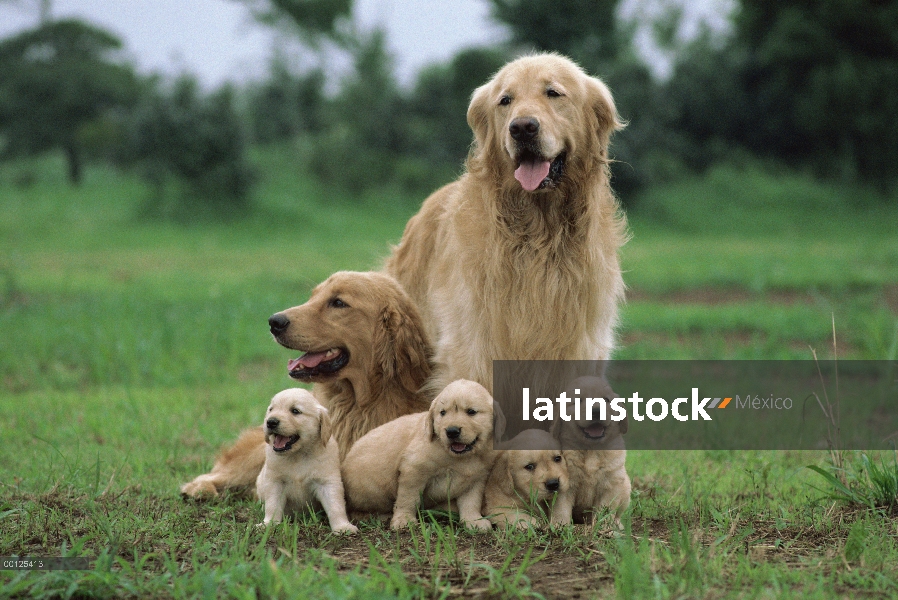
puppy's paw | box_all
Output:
[465,517,493,532]
[331,522,359,535]
[390,513,416,530]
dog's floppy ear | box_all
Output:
[318,406,332,448]
[584,75,624,152]
[372,292,432,396]
[467,80,499,158]
[619,413,628,435]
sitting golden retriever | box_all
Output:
[385,53,627,393]
[342,379,495,531]
[255,389,357,533]
[552,376,631,527]
[484,429,573,529]
[180,271,433,498]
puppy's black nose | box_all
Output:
[269,313,289,335]
[545,478,560,492]
[445,426,461,439]
[266,418,280,430]
[509,117,539,142]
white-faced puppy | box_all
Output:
[342,380,496,531]
[255,389,357,534]
[485,429,573,529]
[551,376,630,527]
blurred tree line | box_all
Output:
[1,0,896,218]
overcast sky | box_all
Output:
[0,0,732,87]
[0,0,507,87]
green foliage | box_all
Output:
[807,453,898,511]
[665,0,898,191]
[124,77,256,220]
[0,19,139,184]
[247,54,326,143]
[238,0,352,44]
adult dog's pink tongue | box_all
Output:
[288,351,328,371]
[514,159,551,191]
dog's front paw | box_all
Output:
[390,513,416,530]
[180,480,218,499]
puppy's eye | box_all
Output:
[524,463,536,471]
[440,410,446,416]
[328,297,348,308]
[546,88,562,98]
[291,408,301,415]
[553,455,562,463]
[466,409,477,416]
[499,95,511,106]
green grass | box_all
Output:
[1,150,897,598]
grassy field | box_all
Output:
[1,149,897,598]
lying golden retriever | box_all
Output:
[255,389,357,533]
[385,53,627,393]
[180,271,433,498]
[342,379,495,530]
[484,429,573,529]
[552,376,631,526]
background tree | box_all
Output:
[124,77,256,219]
[0,19,138,184]
[732,0,898,187]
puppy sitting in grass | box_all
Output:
[255,389,357,534]
[342,379,495,531]
[485,429,573,529]
[552,376,631,527]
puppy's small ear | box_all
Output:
[425,402,438,441]
[500,456,515,497]
[492,400,506,443]
[584,76,624,151]
[619,413,628,435]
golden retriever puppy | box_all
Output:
[180,271,433,499]
[484,429,573,529]
[552,376,631,527]
[255,389,357,533]
[385,53,626,393]
[342,379,495,531]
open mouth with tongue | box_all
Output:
[514,150,566,192]
[449,437,478,455]
[580,422,607,441]
[270,433,300,453]
[287,347,349,380]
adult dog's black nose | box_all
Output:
[445,426,461,439]
[266,418,280,430]
[545,478,560,492]
[269,313,289,335]
[509,117,539,142]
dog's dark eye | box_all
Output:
[439,410,446,416]
[328,297,348,308]
[466,409,477,416]
[553,455,562,463]
[499,95,511,106]
[291,408,301,415]
[524,463,535,471]
[546,88,562,98]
